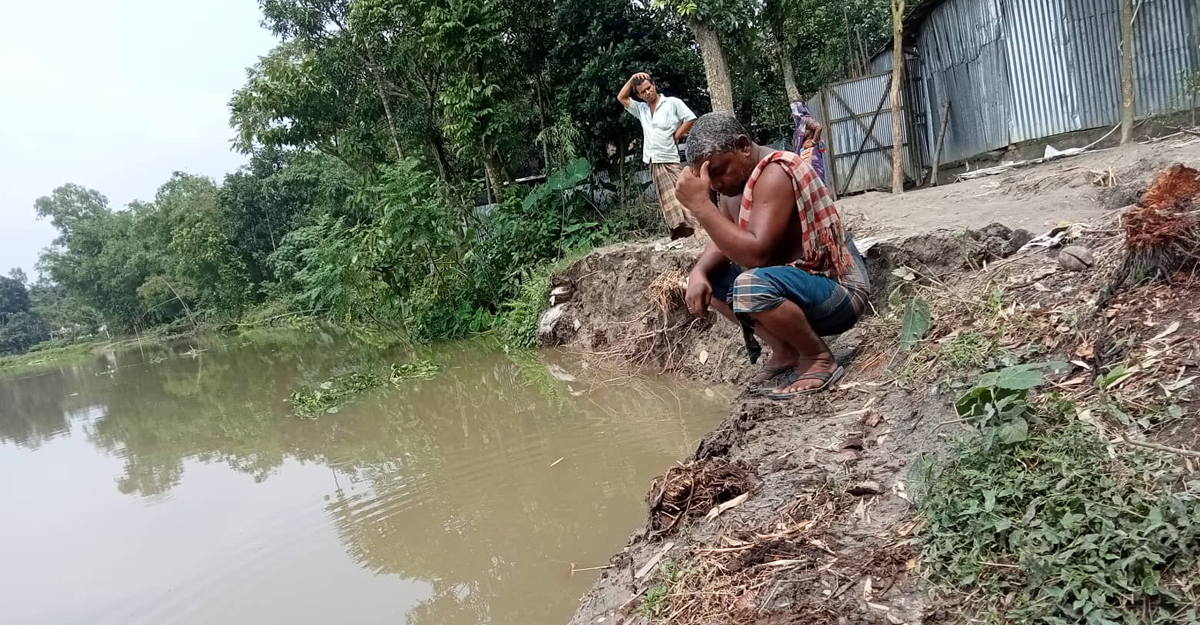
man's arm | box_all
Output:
[673,99,697,143]
[676,163,795,269]
[617,72,649,109]
[674,118,695,144]
[805,118,823,146]
[686,240,728,314]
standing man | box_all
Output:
[618,72,698,239]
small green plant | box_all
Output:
[389,359,440,382]
[289,369,383,417]
[919,365,1200,624]
[942,330,999,370]
[952,361,1067,447]
[637,561,680,617]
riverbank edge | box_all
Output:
[549,198,1200,624]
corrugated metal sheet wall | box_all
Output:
[917,0,1012,165]
[1064,0,1122,130]
[1005,0,1083,142]
[906,0,1197,168]
[1133,0,1199,116]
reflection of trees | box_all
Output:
[0,362,101,448]
[4,334,726,625]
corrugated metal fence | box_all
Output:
[809,61,926,195]
[912,0,1198,168]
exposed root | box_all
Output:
[647,458,755,539]
[648,269,687,319]
[1100,164,1200,307]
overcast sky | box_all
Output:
[0,0,278,278]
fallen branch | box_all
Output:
[1115,429,1200,458]
[570,563,616,575]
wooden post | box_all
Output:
[930,101,951,186]
[890,0,906,193]
[1119,0,1135,144]
[819,90,839,200]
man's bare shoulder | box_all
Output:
[750,162,795,205]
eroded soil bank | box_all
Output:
[546,137,1200,625]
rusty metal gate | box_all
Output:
[809,65,926,196]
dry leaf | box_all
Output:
[1151,321,1181,342]
[1162,376,1197,393]
[704,492,749,522]
[1075,342,1095,359]
[1033,282,1050,292]
[698,349,709,364]
[862,576,874,601]
[861,411,883,428]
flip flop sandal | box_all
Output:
[766,365,846,401]
[748,366,796,396]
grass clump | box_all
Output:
[289,369,383,417]
[389,359,440,382]
[917,367,1200,624]
[942,330,1001,371]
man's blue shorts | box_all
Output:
[709,263,863,336]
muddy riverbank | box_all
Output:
[550,139,1200,625]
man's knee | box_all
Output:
[731,269,786,314]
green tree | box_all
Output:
[0,272,31,317]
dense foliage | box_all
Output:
[22,0,893,350]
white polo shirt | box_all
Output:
[624,96,696,164]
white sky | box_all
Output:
[0,0,278,277]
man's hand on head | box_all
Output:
[676,162,715,214]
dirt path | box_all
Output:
[839,134,1200,240]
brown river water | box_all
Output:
[0,331,731,625]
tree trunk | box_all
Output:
[779,52,801,104]
[1119,0,1136,144]
[363,46,405,161]
[689,19,735,113]
[481,143,508,202]
[427,131,454,185]
[766,0,801,103]
[534,73,552,168]
[890,0,906,194]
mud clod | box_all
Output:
[847,480,882,496]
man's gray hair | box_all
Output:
[685,112,749,164]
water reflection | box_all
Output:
[0,333,729,625]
